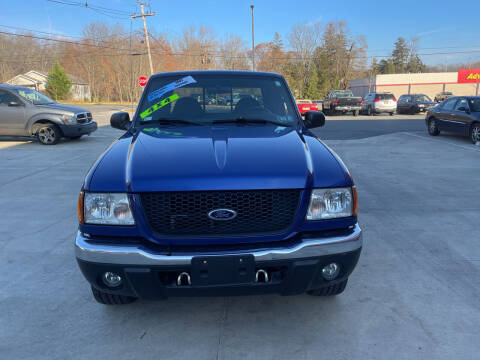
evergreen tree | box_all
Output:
[272,32,283,50]
[392,37,410,73]
[407,55,427,73]
[304,64,320,98]
[46,61,72,100]
[378,59,396,74]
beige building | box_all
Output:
[350,72,480,100]
[6,70,91,101]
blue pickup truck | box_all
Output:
[75,71,362,305]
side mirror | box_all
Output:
[304,111,326,129]
[110,112,131,130]
[8,101,22,107]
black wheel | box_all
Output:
[470,123,480,144]
[91,286,137,305]
[353,110,359,117]
[367,106,373,116]
[37,123,61,145]
[307,279,348,296]
[428,118,440,136]
[69,135,82,140]
[389,112,394,116]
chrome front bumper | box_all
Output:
[75,225,362,266]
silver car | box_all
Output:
[362,92,397,116]
[0,84,97,145]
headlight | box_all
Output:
[82,192,135,225]
[62,114,76,124]
[306,187,356,220]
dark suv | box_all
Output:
[397,94,436,114]
[75,71,362,305]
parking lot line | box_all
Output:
[402,132,480,153]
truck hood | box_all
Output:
[87,125,349,192]
[36,103,89,114]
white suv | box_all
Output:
[362,92,397,116]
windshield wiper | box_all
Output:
[212,117,288,126]
[139,118,202,126]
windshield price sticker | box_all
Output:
[147,76,197,102]
[140,93,179,119]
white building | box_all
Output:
[350,72,480,100]
[7,70,91,101]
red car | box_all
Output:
[296,99,318,115]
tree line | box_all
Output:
[0,21,442,102]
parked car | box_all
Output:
[361,92,396,116]
[426,96,480,144]
[322,90,362,116]
[0,84,97,145]
[296,99,318,115]
[75,70,362,305]
[397,94,437,114]
[434,91,453,103]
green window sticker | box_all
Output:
[140,93,179,119]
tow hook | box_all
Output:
[177,272,191,286]
[255,269,269,283]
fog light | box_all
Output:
[102,272,122,287]
[322,263,340,280]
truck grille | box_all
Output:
[76,112,93,124]
[140,190,301,237]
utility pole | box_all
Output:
[250,5,255,71]
[131,1,155,76]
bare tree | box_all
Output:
[220,35,249,70]
[288,22,323,95]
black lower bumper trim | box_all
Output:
[77,248,361,299]
[59,122,97,137]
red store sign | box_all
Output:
[458,69,480,83]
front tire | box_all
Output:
[428,118,440,136]
[37,123,61,145]
[470,123,480,144]
[91,286,137,305]
[307,279,348,296]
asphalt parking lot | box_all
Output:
[0,107,479,360]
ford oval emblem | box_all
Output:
[208,208,237,221]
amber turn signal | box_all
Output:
[77,191,84,224]
[352,186,358,216]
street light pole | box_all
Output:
[250,5,255,71]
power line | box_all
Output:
[1,29,480,62]
[45,0,132,19]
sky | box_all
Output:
[1,0,480,66]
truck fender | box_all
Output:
[26,113,64,136]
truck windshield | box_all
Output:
[13,88,54,105]
[414,95,432,102]
[136,74,297,126]
[331,90,354,98]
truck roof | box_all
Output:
[151,70,284,80]
[0,83,30,91]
